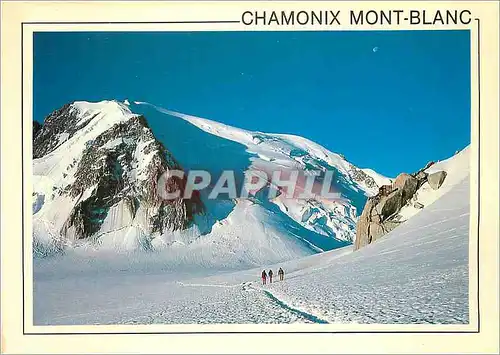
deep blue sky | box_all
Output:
[34,31,470,177]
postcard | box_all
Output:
[1,1,499,354]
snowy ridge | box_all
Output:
[134,101,387,196]
[33,100,203,254]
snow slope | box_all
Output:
[134,101,385,195]
[32,103,317,264]
[34,173,470,325]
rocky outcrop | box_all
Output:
[354,184,405,250]
[392,173,418,204]
[354,165,447,250]
[428,171,447,190]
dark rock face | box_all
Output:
[35,102,203,241]
[33,104,95,158]
[354,186,403,250]
[33,121,42,138]
[376,188,403,218]
[63,115,203,240]
[414,170,428,185]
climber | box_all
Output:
[268,269,274,283]
[261,270,267,285]
[278,267,284,281]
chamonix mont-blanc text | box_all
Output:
[241,9,472,26]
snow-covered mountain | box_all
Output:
[33,101,204,253]
[32,100,391,265]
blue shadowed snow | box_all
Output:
[132,101,258,230]
[247,132,369,214]
[130,102,254,182]
[130,102,255,233]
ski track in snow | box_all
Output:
[119,280,329,325]
[250,284,330,324]
[119,280,317,325]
